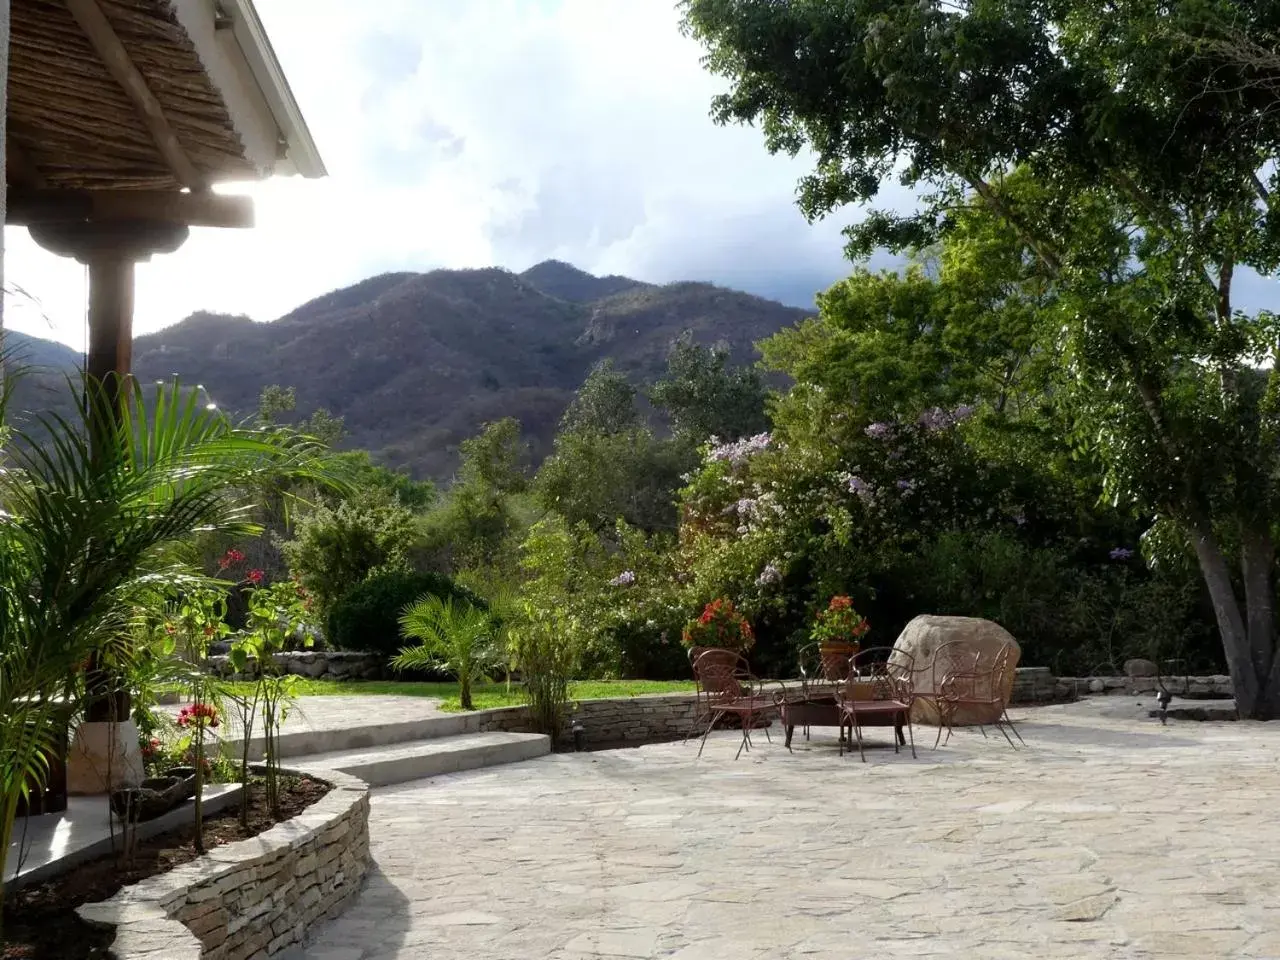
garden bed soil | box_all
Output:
[2,776,330,960]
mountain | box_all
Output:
[5,329,80,370]
[8,262,813,479]
[517,260,647,303]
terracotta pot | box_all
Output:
[819,640,860,680]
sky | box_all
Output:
[3,0,896,352]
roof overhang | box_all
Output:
[6,0,324,206]
[170,0,326,180]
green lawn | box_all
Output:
[216,679,695,712]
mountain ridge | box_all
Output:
[7,261,814,478]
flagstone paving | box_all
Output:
[291,699,1280,959]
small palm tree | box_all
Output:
[0,372,335,935]
[392,595,502,710]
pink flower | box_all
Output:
[247,569,265,585]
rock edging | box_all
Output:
[205,651,383,682]
[78,768,370,960]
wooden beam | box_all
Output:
[64,0,206,190]
[8,188,254,229]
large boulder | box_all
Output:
[1124,658,1158,678]
[892,616,1021,725]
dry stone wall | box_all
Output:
[1010,666,1234,703]
[474,693,700,748]
[205,651,383,682]
[79,768,370,960]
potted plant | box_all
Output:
[812,596,870,677]
[682,598,755,655]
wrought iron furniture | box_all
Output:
[836,646,917,762]
[937,641,1024,748]
[685,646,742,742]
[912,640,984,748]
[690,650,778,760]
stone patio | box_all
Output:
[288,699,1280,959]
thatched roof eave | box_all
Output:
[6,0,324,196]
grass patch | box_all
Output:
[215,678,695,712]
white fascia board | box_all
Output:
[169,0,326,180]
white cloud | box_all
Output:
[4,0,872,351]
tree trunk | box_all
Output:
[1190,519,1278,718]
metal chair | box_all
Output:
[937,642,1025,748]
[691,650,777,760]
[685,647,741,742]
[836,646,917,762]
[913,640,984,748]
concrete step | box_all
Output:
[295,732,551,787]
[234,710,502,761]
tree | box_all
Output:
[534,428,694,533]
[537,365,693,533]
[681,0,1280,717]
[457,417,528,494]
[650,333,768,443]
[419,419,531,572]
[257,384,345,447]
[327,450,436,511]
[559,360,641,435]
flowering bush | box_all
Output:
[682,598,755,653]
[811,596,870,645]
[707,432,772,466]
[140,735,163,765]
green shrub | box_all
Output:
[512,604,579,736]
[279,497,419,619]
[326,569,484,660]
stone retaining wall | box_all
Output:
[1062,674,1233,698]
[79,768,370,960]
[205,651,383,682]
[472,693,700,748]
[1010,667,1078,705]
[1010,666,1234,703]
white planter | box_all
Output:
[67,719,145,794]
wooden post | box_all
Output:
[26,218,187,770]
[85,253,136,393]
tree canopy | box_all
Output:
[682,0,1280,716]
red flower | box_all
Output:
[177,703,220,729]
[247,569,265,585]
[218,548,246,572]
[829,595,853,611]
